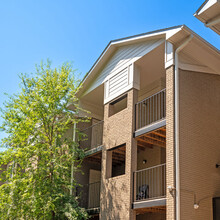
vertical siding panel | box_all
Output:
[84,39,163,95]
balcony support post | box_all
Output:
[70,122,77,196]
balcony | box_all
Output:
[135,89,166,137]
[79,120,104,151]
[77,181,101,210]
[134,89,167,212]
[133,163,166,210]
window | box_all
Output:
[109,94,127,117]
[106,144,126,178]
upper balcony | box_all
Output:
[135,89,166,137]
[79,120,104,154]
[133,89,166,215]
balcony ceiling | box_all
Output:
[136,205,166,215]
[81,83,104,106]
[137,126,166,149]
[85,151,102,164]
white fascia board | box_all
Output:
[111,33,165,46]
[111,27,182,47]
[196,0,218,15]
[165,41,174,69]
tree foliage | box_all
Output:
[0,61,89,219]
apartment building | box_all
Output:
[73,25,220,220]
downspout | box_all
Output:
[174,34,193,220]
[70,122,77,195]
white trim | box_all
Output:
[133,197,166,209]
[128,64,133,85]
[133,64,140,90]
[111,28,180,46]
[104,80,109,99]
[197,0,218,15]
[104,83,133,104]
[179,62,217,74]
[165,41,174,69]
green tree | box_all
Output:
[0,61,89,220]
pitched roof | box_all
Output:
[194,0,220,34]
[79,25,220,96]
[79,25,182,92]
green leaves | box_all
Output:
[0,61,88,220]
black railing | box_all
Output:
[79,121,103,150]
[135,89,166,130]
[134,163,166,202]
[77,181,101,209]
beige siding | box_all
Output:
[179,70,220,220]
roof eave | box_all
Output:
[78,25,183,96]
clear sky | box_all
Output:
[0,0,219,146]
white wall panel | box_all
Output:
[109,68,128,96]
[84,38,164,96]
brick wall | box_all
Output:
[166,66,176,220]
[100,89,138,220]
[179,70,220,220]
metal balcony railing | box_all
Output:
[77,181,101,209]
[79,120,103,150]
[134,163,166,202]
[135,89,166,130]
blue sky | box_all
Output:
[0,0,219,145]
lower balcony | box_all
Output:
[77,181,101,212]
[133,163,166,212]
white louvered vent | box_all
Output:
[104,64,140,104]
[109,68,128,97]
